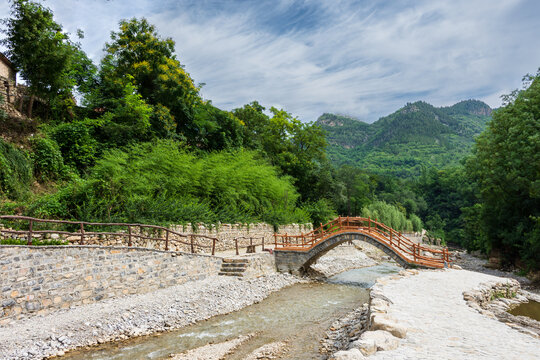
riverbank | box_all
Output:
[332,269,540,360]
[0,273,301,360]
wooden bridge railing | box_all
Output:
[273,216,451,269]
[0,215,219,255]
[233,236,266,255]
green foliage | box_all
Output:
[361,200,420,231]
[235,103,330,201]
[30,136,67,181]
[301,198,337,227]
[2,0,96,118]
[466,71,540,269]
[29,141,305,225]
[0,237,66,246]
[96,79,152,146]
[90,18,200,139]
[0,139,32,200]
[51,122,97,171]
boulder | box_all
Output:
[370,314,407,338]
[330,348,366,360]
[360,330,400,351]
[350,338,377,356]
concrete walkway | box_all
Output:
[371,269,540,360]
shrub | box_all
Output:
[51,121,97,172]
[30,136,67,181]
[0,139,32,200]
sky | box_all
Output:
[1,0,540,123]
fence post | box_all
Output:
[190,235,194,253]
[368,217,371,232]
[413,243,416,262]
[80,223,85,245]
[212,238,216,256]
[28,219,33,245]
[274,233,277,248]
[128,225,132,247]
[262,237,265,251]
[389,230,392,246]
[235,238,239,255]
[165,230,169,251]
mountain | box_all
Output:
[317,100,492,177]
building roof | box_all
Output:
[0,52,15,70]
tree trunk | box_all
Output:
[26,95,34,118]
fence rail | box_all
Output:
[274,216,450,269]
[0,215,219,255]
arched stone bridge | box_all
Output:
[273,217,450,275]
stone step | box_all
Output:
[221,263,247,268]
[222,258,249,264]
[218,272,244,277]
[219,269,246,275]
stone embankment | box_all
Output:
[0,273,301,360]
[329,269,540,360]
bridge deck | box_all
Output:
[274,217,450,269]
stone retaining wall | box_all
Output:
[0,245,222,323]
[0,222,312,254]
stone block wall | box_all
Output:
[0,222,313,254]
[0,245,222,323]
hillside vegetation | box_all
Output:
[318,100,492,177]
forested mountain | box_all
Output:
[317,100,492,177]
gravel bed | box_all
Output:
[310,242,379,278]
[0,273,301,360]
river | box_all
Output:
[63,263,399,360]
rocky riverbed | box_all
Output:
[0,273,301,360]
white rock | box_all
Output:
[331,348,366,359]
[350,337,377,356]
[370,314,407,338]
[360,330,400,351]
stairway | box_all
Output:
[218,258,249,277]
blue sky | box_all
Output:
[1,0,540,122]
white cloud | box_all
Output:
[2,0,539,122]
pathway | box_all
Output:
[370,269,540,360]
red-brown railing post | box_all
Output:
[165,230,169,251]
[190,235,194,253]
[28,219,33,245]
[389,230,392,246]
[80,222,85,245]
[368,217,371,232]
[274,233,277,248]
[250,237,253,247]
[212,238,216,256]
[413,243,416,262]
[235,238,239,255]
[262,237,265,251]
[128,225,132,247]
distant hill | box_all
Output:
[317,100,492,177]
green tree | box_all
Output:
[2,0,95,118]
[91,18,200,138]
[466,71,540,269]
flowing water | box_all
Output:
[63,264,399,360]
[508,300,540,322]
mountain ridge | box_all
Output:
[317,99,492,177]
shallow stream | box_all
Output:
[63,263,399,360]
